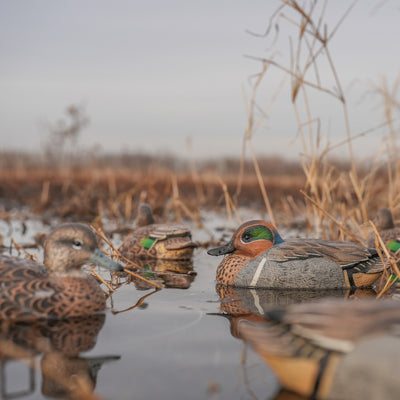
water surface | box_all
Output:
[0,215,373,400]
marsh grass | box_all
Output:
[240,0,400,296]
[241,0,400,243]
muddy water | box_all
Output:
[0,215,374,400]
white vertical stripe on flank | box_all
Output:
[250,257,266,287]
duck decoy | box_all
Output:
[119,203,197,260]
[207,220,385,289]
[239,298,400,400]
[0,223,123,320]
[367,208,400,253]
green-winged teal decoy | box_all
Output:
[239,298,400,400]
[207,220,385,289]
[367,208,400,254]
[119,203,197,260]
[0,223,123,320]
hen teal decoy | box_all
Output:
[0,223,123,320]
[239,298,400,400]
[367,208,400,254]
[119,203,197,260]
[207,220,385,289]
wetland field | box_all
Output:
[2,3,400,399]
[0,152,399,400]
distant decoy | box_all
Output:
[119,203,197,260]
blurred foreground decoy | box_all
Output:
[239,298,400,400]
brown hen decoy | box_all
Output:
[0,223,123,321]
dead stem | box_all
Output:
[10,238,39,262]
[123,269,163,289]
[90,269,115,292]
[300,190,365,245]
[248,140,276,227]
[90,224,163,289]
[369,221,400,285]
[111,289,159,315]
[218,177,241,228]
[245,55,340,100]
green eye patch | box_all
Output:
[249,225,273,241]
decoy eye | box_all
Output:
[72,239,83,250]
[242,232,252,242]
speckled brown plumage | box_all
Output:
[37,314,105,355]
[0,223,122,321]
[0,254,47,283]
[0,272,106,320]
[215,254,248,285]
[0,314,105,356]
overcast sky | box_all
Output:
[1,1,399,160]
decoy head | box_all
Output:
[44,223,123,274]
[207,220,284,258]
[136,203,156,228]
[374,208,395,231]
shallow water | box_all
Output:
[0,214,377,400]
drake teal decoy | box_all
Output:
[239,298,400,400]
[207,220,385,289]
[119,203,197,260]
[0,223,123,320]
[367,208,400,253]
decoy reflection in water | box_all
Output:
[0,314,120,399]
[208,220,386,289]
[119,203,197,260]
[367,208,400,254]
[123,258,197,290]
[239,298,400,400]
[0,223,123,320]
[216,284,377,319]
[215,284,377,340]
